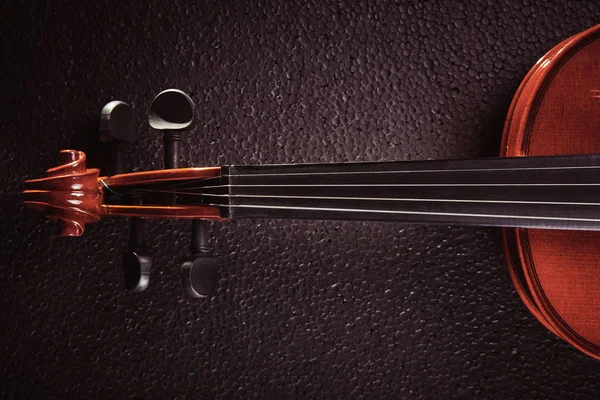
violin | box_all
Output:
[23,25,600,360]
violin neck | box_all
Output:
[199,154,600,230]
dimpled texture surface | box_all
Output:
[2,0,600,399]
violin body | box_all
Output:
[501,24,600,359]
[23,24,600,360]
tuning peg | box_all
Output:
[181,256,219,298]
[100,101,137,175]
[148,89,194,169]
[148,89,219,297]
[100,100,137,144]
[122,218,152,292]
[100,100,152,292]
[181,220,218,298]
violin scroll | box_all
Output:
[23,150,102,236]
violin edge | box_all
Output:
[501,23,600,360]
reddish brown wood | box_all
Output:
[100,204,224,220]
[101,167,220,187]
[23,151,225,236]
[23,150,103,236]
[501,24,600,360]
[98,168,224,220]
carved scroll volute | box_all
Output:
[23,150,102,236]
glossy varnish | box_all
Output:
[502,24,600,359]
[23,150,225,236]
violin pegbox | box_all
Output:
[25,92,220,298]
[23,150,102,236]
[99,92,220,296]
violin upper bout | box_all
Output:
[23,150,102,236]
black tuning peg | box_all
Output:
[100,100,153,292]
[100,101,137,175]
[100,100,137,144]
[181,220,219,298]
[123,218,152,292]
[149,88,219,298]
[148,89,194,169]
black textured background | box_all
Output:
[2,1,600,399]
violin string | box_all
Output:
[220,163,600,177]
[200,193,600,206]
[110,181,600,197]
[202,183,600,188]
[155,165,600,187]
[109,186,600,207]
[104,159,600,192]
[102,194,600,224]
[102,185,600,224]
[223,204,600,223]
[113,183,600,200]
[115,182,600,198]
[99,178,125,195]
[99,158,600,225]
[102,159,600,199]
